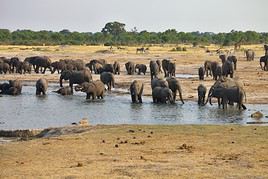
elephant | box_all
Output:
[167,61,176,77]
[260,56,268,71]
[60,69,92,93]
[10,57,20,73]
[149,60,160,80]
[125,61,135,75]
[210,86,246,110]
[156,60,163,73]
[214,65,222,80]
[204,60,218,77]
[198,66,205,80]
[151,77,169,90]
[135,64,147,75]
[100,72,115,91]
[197,84,206,106]
[227,56,237,70]
[25,56,52,74]
[51,61,66,74]
[75,80,105,100]
[130,80,144,103]
[222,61,234,78]
[0,62,10,74]
[17,61,32,74]
[0,80,22,95]
[36,78,48,95]
[101,64,114,74]
[86,59,106,73]
[245,49,255,61]
[219,54,226,64]
[162,59,170,77]
[152,87,174,104]
[53,86,73,96]
[264,45,268,56]
[113,61,120,75]
[166,77,184,104]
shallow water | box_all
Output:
[175,74,198,78]
[0,85,267,130]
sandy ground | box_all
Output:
[0,125,268,178]
[0,44,267,104]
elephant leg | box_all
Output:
[138,95,142,103]
[86,93,90,99]
[42,67,47,74]
[36,90,40,95]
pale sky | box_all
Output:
[0,0,267,33]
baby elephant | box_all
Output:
[53,86,73,96]
[152,87,174,104]
[198,67,205,80]
[130,80,144,103]
[197,84,207,105]
[36,78,48,95]
[75,80,105,100]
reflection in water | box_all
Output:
[0,85,267,130]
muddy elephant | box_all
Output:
[152,87,174,104]
[0,80,22,95]
[245,49,255,61]
[167,61,176,77]
[135,64,147,75]
[260,56,268,71]
[113,61,120,75]
[151,77,169,90]
[0,62,10,74]
[222,61,234,78]
[36,78,48,95]
[162,59,170,77]
[150,60,160,80]
[198,67,205,80]
[25,56,52,74]
[130,80,144,103]
[100,72,115,91]
[125,61,135,75]
[75,80,105,100]
[53,86,73,96]
[166,77,184,104]
[197,84,206,106]
[60,69,92,93]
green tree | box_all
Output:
[101,21,126,36]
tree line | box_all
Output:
[0,22,267,46]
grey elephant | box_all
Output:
[60,69,92,93]
[204,60,218,77]
[51,61,66,74]
[53,86,73,96]
[0,80,22,95]
[25,56,52,74]
[135,64,147,75]
[86,59,106,73]
[125,61,135,75]
[162,59,170,77]
[197,84,206,105]
[219,54,226,64]
[149,60,160,80]
[166,77,184,104]
[151,77,169,89]
[198,67,205,80]
[152,87,174,104]
[260,56,268,71]
[101,64,114,73]
[227,56,237,70]
[167,61,176,77]
[36,78,48,95]
[113,61,120,75]
[245,49,255,61]
[214,65,222,80]
[130,80,144,103]
[222,61,234,78]
[10,57,20,73]
[100,72,115,91]
[0,62,10,74]
[75,80,105,100]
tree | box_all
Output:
[101,21,126,36]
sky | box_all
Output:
[0,0,267,33]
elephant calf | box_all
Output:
[36,78,48,95]
[130,80,144,103]
[0,80,22,95]
[197,84,206,105]
[198,67,205,80]
[53,86,73,96]
[75,80,105,100]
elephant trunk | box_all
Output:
[203,87,214,106]
[74,85,82,92]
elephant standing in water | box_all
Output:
[60,69,92,93]
[151,77,169,90]
[75,80,105,100]
[0,80,22,95]
[152,87,174,104]
[197,84,206,105]
[166,77,184,104]
[36,78,48,95]
[100,72,115,91]
[130,80,144,103]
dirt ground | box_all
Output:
[0,125,268,178]
[0,44,267,104]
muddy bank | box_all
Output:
[0,125,267,178]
